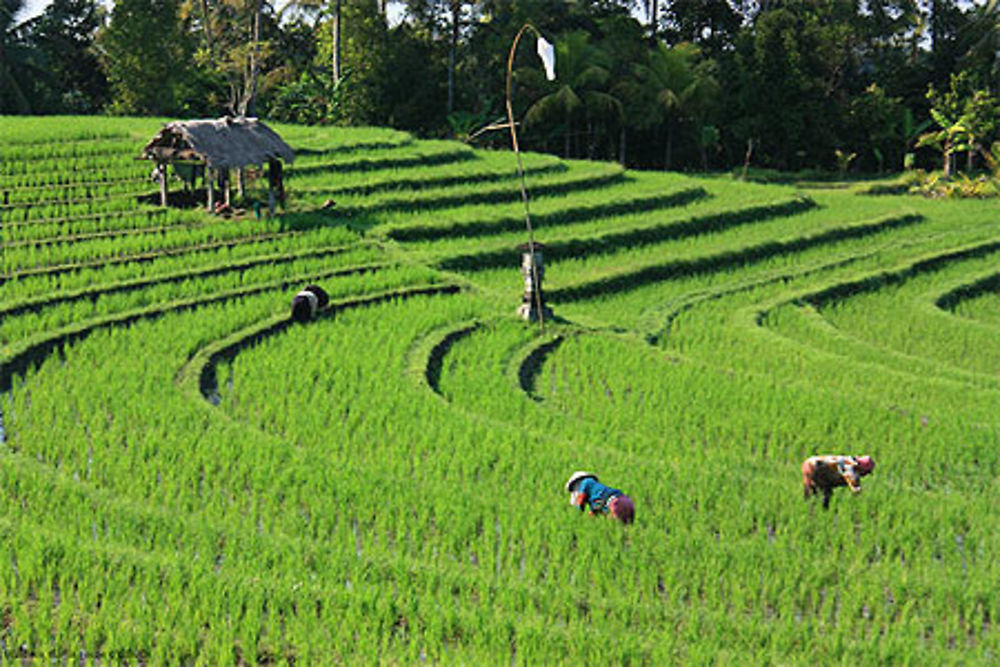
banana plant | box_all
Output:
[916,108,969,178]
[977,140,1000,175]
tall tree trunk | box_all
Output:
[647,0,658,35]
[927,0,936,54]
[447,1,459,115]
[741,138,756,180]
[199,0,214,58]
[332,0,341,81]
[244,0,262,117]
[664,120,673,170]
[619,125,626,167]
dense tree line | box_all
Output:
[3,0,1000,173]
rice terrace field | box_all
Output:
[3,115,1000,663]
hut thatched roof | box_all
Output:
[142,117,294,169]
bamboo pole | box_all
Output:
[506,23,547,332]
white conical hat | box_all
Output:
[565,470,597,492]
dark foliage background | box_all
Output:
[4,0,1000,173]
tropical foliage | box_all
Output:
[4,0,1000,175]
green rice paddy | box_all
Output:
[1,116,998,663]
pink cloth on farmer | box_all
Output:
[608,495,635,524]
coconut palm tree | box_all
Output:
[634,41,717,170]
[522,30,622,159]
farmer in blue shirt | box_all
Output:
[565,471,635,524]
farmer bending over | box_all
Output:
[290,284,330,323]
[565,471,635,524]
[801,455,875,510]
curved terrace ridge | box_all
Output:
[515,335,566,401]
[0,253,377,323]
[2,221,217,249]
[800,237,1000,309]
[399,186,711,245]
[436,196,815,272]
[287,137,414,158]
[2,207,169,231]
[0,230,303,283]
[338,168,628,221]
[741,242,1000,390]
[185,284,462,404]
[757,298,1000,393]
[294,161,568,199]
[0,183,147,207]
[418,322,482,398]
[1,191,151,214]
[644,244,903,345]
[0,266,419,394]
[547,211,922,304]
[933,270,1000,313]
[287,147,477,179]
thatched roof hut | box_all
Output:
[141,117,293,212]
[142,116,294,169]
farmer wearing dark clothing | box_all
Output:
[290,284,329,323]
[565,471,635,524]
[268,158,285,209]
[802,455,875,509]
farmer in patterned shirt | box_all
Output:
[801,455,875,509]
[565,471,635,524]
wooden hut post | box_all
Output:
[206,167,215,212]
[237,168,246,199]
[267,158,278,216]
[157,162,168,207]
[223,169,231,208]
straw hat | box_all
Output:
[565,471,598,492]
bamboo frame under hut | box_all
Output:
[140,117,294,214]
